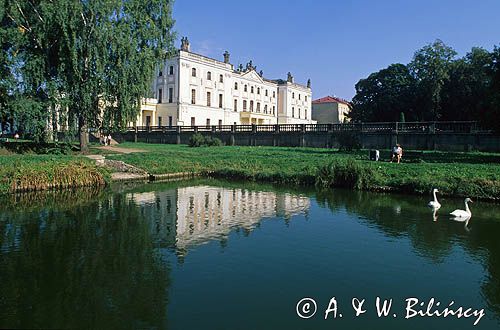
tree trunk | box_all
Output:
[79,116,89,153]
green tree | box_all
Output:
[350,63,416,122]
[409,39,457,120]
[4,0,175,151]
[440,47,494,122]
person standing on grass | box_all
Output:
[107,133,112,146]
[391,144,403,163]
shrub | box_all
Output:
[189,133,223,147]
[188,133,206,147]
[336,131,361,152]
[316,159,375,189]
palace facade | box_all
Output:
[132,37,314,127]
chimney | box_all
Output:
[287,72,294,83]
[223,51,230,64]
[180,37,190,52]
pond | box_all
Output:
[1,179,499,329]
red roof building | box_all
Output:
[311,96,351,123]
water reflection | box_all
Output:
[0,181,499,329]
[315,189,500,315]
[0,189,170,329]
[125,185,310,257]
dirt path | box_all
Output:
[97,145,147,154]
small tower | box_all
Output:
[287,72,294,83]
[307,79,311,88]
[223,51,230,64]
[180,37,190,51]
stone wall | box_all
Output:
[114,129,500,152]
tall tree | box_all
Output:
[409,39,457,120]
[5,0,175,151]
[440,47,494,121]
[350,63,416,122]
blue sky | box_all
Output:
[172,0,500,100]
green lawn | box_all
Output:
[104,143,500,200]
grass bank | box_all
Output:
[104,143,500,201]
[0,154,109,194]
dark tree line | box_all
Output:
[350,40,500,132]
[0,0,176,150]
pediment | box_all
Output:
[241,70,264,83]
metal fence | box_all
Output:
[128,121,485,134]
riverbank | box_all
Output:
[1,143,499,200]
[104,143,500,201]
[0,154,109,194]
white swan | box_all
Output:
[428,188,441,209]
[450,198,473,219]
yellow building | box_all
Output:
[312,96,351,124]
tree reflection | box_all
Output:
[315,188,500,315]
[0,191,170,329]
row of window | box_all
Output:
[291,107,308,119]
[190,88,276,115]
[158,87,174,103]
[205,91,224,108]
[291,92,307,101]
[161,67,308,103]
[234,83,276,98]
[159,65,175,76]
[236,100,276,115]
[191,68,224,83]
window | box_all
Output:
[305,109,308,119]
[207,92,211,107]
[191,89,196,104]
[159,70,162,76]
[234,82,238,90]
[192,68,197,77]
[244,85,248,92]
[256,102,260,112]
[273,91,276,98]
[234,99,238,112]
[218,120,222,127]
[292,107,295,117]
[292,92,295,99]
[265,90,268,96]
[264,104,268,113]
[299,94,301,100]
[158,89,162,103]
[251,86,254,93]
[168,116,173,127]
[168,87,173,103]
[298,108,301,118]
[250,100,254,112]
[219,94,223,108]
[257,87,260,95]
[219,74,223,83]
[169,66,174,75]
[273,106,275,115]
[305,96,308,102]
[158,116,162,127]
[206,118,210,126]
[191,117,195,126]
[243,100,247,110]
[207,71,212,80]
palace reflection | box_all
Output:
[125,185,310,256]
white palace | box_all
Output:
[132,37,314,127]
